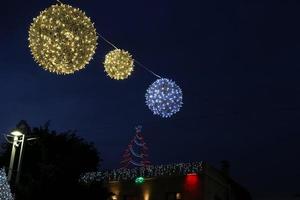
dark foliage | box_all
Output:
[0,121,109,200]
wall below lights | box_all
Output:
[108,176,199,200]
[102,162,250,200]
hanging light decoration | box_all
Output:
[80,162,203,183]
[28,3,98,75]
[103,49,134,80]
[145,78,183,118]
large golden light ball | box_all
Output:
[28,4,98,75]
[103,49,134,80]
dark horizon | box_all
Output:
[0,0,300,199]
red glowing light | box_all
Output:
[184,173,202,199]
[185,174,199,186]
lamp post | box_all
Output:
[15,132,25,185]
[5,130,37,185]
[5,130,35,185]
[7,130,24,183]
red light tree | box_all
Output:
[121,126,150,168]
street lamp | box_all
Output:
[5,130,36,185]
[6,130,25,184]
[10,131,23,137]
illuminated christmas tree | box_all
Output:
[0,168,14,200]
[121,126,150,168]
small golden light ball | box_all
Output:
[28,4,98,75]
[103,49,134,80]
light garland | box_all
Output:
[0,168,14,200]
[28,3,184,119]
[28,4,98,75]
[145,78,183,118]
[103,49,134,80]
[80,162,203,184]
[121,126,150,168]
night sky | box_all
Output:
[0,0,300,199]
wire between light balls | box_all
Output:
[145,78,183,118]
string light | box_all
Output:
[103,49,134,80]
[28,4,98,75]
[145,78,183,118]
[28,3,184,119]
[121,126,150,168]
[80,162,203,183]
[0,168,13,200]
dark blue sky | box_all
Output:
[0,0,300,199]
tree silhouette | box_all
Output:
[0,121,108,200]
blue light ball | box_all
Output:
[145,78,183,118]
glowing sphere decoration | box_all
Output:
[28,4,98,75]
[103,49,134,80]
[145,78,183,118]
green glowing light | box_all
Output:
[135,176,145,184]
